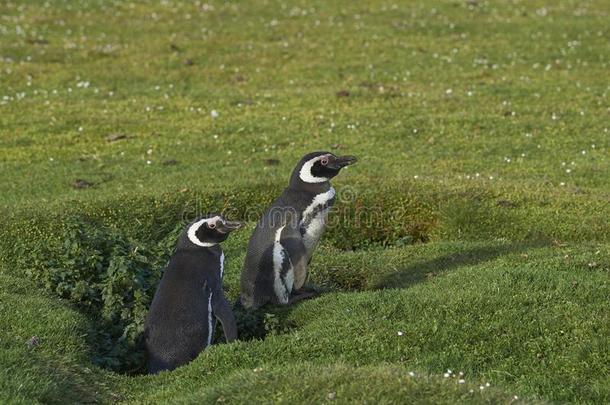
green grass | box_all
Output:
[1,0,609,403]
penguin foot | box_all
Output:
[296,285,319,294]
[288,290,318,305]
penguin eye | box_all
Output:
[320,157,329,166]
[208,222,216,229]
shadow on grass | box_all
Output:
[231,241,552,341]
[373,240,549,290]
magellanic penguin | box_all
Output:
[240,151,357,309]
[145,215,242,374]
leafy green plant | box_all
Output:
[22,217,181,373]
[263,313,296,336]
[232,304,297,342]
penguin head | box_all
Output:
[184,215,243,248]
[290,151,358,187]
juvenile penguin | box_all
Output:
[240,151,357,309]
[145,215,242,374]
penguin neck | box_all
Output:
[288,176,332,195]
[177,234,223,254]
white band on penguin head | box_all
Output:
[299,155,330,183]
[187,216,222,247]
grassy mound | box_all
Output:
[178,363,522,404]
[0,273,113,404]
[2,239,608,402]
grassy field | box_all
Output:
[1,0,609,403]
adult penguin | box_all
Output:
[240,151,357,309]
[145,214,242,374]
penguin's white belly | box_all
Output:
[302,207,330,253]
[300,187,335,257]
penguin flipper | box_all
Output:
[279,223,309,291]
[212,291,238,342]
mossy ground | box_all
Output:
[1,0,609,403]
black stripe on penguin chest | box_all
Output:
[299,196,336,237]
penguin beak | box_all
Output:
[217,220,243,234]
[328,155,358,170]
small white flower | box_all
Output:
[566,168,572,173]
[445,88,452,95]
[486,382,490,387]
[480,385,485,390]
[210,109,219,118]
[413,175,419,179]
[458,379,465,384]
[146,160,152,165]
[443,373,450,378]
[397,331,404,336]
[408,371,415,377]
[560,182,565,186]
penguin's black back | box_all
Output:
[145,247,222,374]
